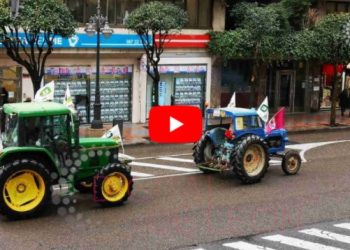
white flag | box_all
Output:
[257,96,269,122]
[63,85,74,109]
[102,124,124,153]
[227,92,236,108]
[34,81,55,102]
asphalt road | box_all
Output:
[1,130,350,250]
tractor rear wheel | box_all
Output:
[0,159,51,219]
[95,163,133,206]
[193,135,216,174]
[282,150,301,175]
[231,135,269,184]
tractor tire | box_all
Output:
[192,134,216,174]
[282,150,301,175]
[74,179,93,193]
[0,158,51,219]
[231,135,269,184]
[95,163,133,206]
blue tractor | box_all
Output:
[193,107,301,184]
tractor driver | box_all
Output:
[24,117,41,146]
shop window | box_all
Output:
[45,65,133,123]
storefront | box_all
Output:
[320,64,344,109]
[45,65,133,123]
[146,65,207,115]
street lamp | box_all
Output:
[85,0,113,129]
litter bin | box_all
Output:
[112,118,123,136]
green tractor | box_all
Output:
[0,102,133,219]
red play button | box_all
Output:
[149,106,202,143]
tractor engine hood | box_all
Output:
[79,137,119,149]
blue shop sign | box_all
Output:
[0,33,147,49]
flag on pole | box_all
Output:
[102,124,124,153]
[34,81,55,102]
[265,107,285,134]
[227,92,236,108]
[63,84,74,109]
[257,96,269,122]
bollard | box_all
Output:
[112,118,123,136]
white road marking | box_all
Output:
[286,140,350,162]
[134,171,201,181]
[300,228,350,244]
[334,223,350,230]
[262,234,344,250]
[131,171,154,177]
[130,162,199,172]
[135,153,192,161]
[269,159,281,165]
[158,157,194,163]
[223,241,275,250]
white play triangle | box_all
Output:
[170,116,183,132]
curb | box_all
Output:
[287,125,350,135]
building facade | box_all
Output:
[0,0,225,123]
[220,0,350,113]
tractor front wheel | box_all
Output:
[0,159,51,219]
[231,135,269,184]
[95,163,133,206]
[282,150,301,175]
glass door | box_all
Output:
[275,70,296,112]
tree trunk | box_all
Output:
[151,67,160,107]
[329,63,339,126]
[250,61,258,108]
[31,74,42,95]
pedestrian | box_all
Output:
[338,88,350,117]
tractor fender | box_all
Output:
[0,147,59,177]
[206,127,227,146]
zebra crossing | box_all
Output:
[189,222,350,250]
[129,154,284,181]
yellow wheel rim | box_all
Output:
[101,172,129,202]
[3,170,46,213]
[243,144,265,176]
[287,156,299,172]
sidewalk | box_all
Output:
[79,110,350,145]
